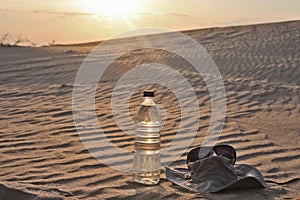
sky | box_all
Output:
[1,0,300,45]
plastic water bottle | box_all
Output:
[133,91,162,185]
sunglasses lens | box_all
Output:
[187,147,212,164]
[213,145,236,164]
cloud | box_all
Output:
[167,12,189,17]
[32,10,95,17]
[136,12,190,18]
[0,8,13,13]
[0,8,96,18]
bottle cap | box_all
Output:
[143,90,154,97]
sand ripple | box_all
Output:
[0,20,299,199]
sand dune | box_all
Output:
[0,20,299,199]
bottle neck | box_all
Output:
[142,97,155,106]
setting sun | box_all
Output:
[78,0,143,18]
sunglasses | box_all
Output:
[187,144,236,165]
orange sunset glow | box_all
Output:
[1,0,299,45]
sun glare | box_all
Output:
[78,0,142,18]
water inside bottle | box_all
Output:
[133,102,161,185]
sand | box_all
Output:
[0,20,299,199]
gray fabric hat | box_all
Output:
[166,147,266,193]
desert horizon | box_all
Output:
[1,19,300,47]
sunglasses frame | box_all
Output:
[187,144,236,165]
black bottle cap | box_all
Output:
[143,90,154,97]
